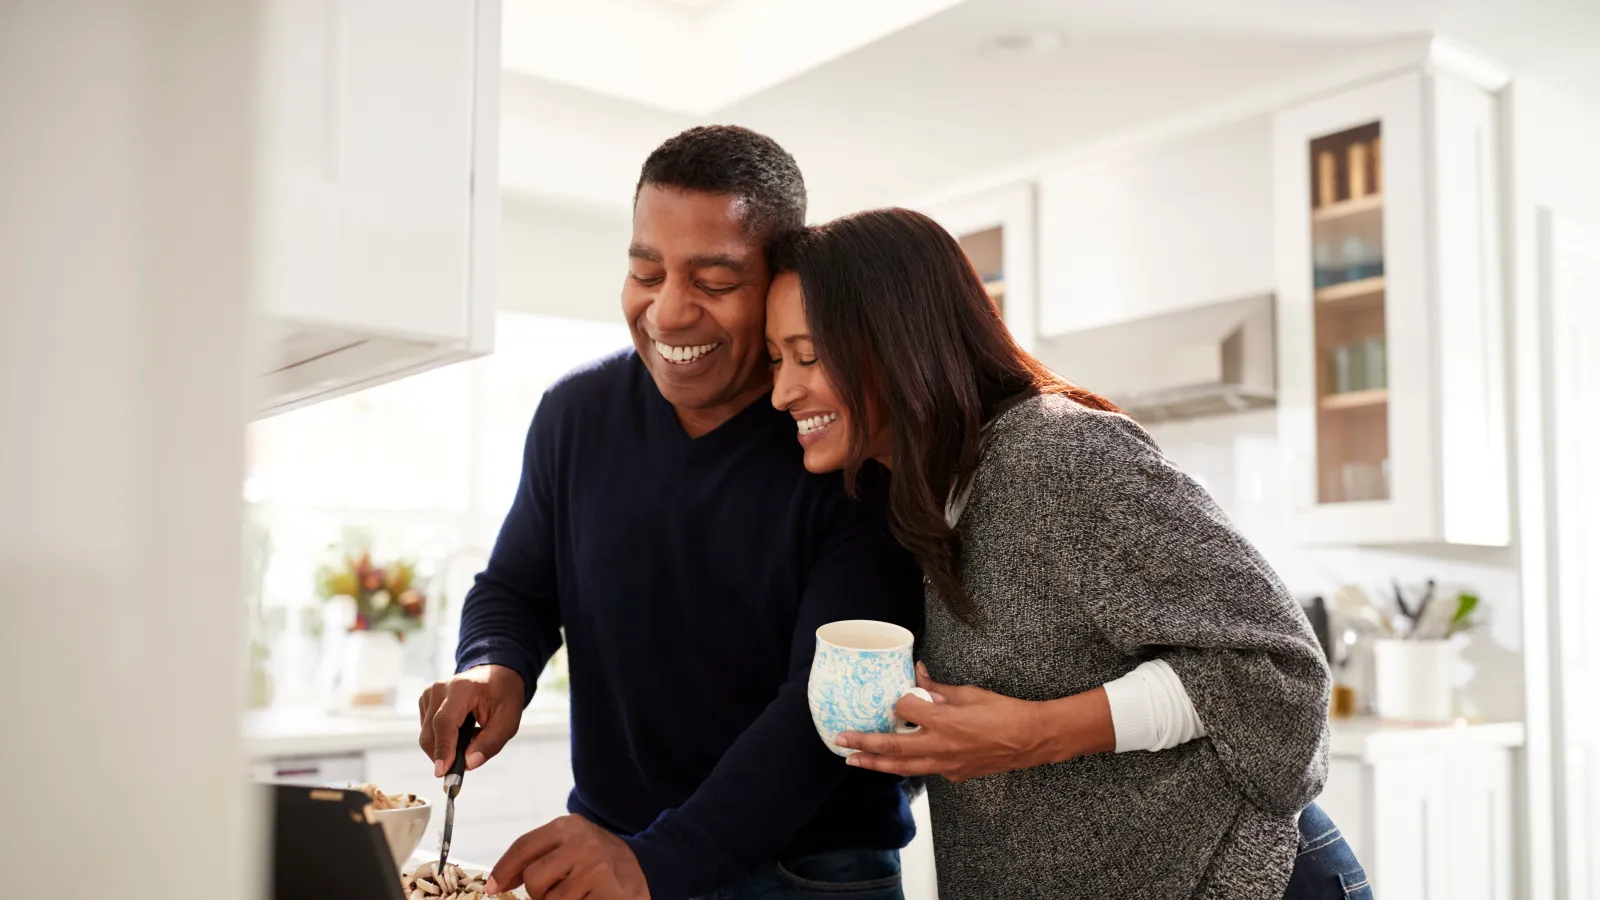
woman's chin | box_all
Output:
[801,446,847,474]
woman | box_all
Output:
[765,208,1368,900]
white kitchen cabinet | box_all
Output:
[1319,719,1522,900]
[365,736,575,868]
[253,0,501,417]
[923,185,1039,352]
[1035,116,1275,337]
[1273,62,1510,545]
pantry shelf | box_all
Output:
[1313,193,1384,223]
[1321,388,1390,411]
[1317,275,1387,304]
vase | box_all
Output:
[1372,638,1457,724]
[334,630,405,711]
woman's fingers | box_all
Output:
[845,752,944,777]
[915,663,952,703]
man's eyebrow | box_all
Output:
[628,244,662,263]
[685,253,746,273]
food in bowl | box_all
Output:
[352,782,425,810]
[403,861,518,899]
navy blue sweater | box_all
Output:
[456,350,923,899]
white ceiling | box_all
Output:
[501,0,966,114]
[499,0,1600,222]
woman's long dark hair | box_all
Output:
[775,208,1120,626]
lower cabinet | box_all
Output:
[365,736,576,869]
[1317,723,1521,900]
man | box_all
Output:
[417,125,923,900]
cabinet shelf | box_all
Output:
[1313,193,1383,222]
[1317,276,1386,305]
[982,279,1005,299]
[1321,388,1389,411]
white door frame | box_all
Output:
[1537,208,1600,900]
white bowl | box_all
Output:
[374,800,432,872]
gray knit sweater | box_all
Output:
[920,395,1331,900]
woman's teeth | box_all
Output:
[654,341,719,364]
[796,413,838,435]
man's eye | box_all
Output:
[699,283,738,295]
[630,272,664,286]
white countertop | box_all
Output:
[245,703,569,760]
[1328,717,1524,762]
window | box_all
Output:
[244,312,631,710]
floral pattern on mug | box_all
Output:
[808,636,916,757]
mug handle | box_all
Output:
[892,687,934,734]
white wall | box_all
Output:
[0,2,257,897]
[1503,75,1600,900]
[499,193,632,324]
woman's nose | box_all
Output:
[771,365,804,410]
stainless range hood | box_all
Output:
[1034,293,1277,425]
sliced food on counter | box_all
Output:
[352,782,426,810]
[402,861,517,899]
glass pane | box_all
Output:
[1308,122,1390,504]
[959,226,1005,315]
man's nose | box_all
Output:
[649,279,700,333]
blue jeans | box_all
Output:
[693,849,903,900]
[1284,802,1372,898]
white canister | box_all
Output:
[1372,638,1457,724]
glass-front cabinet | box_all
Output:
[1308,121,1391,506]
[924,185,1037,352]
[1274,65,1510,546]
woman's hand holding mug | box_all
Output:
[834,663,1117,783]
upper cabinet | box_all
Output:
[1274,66,1510,546]
[252,0,501,417]
[924,185,1038,351]
[1035,117,1275,337]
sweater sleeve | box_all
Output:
[622,472,924,899]
[454,400,564,705]
[1057,411,1330,817]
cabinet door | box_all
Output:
[1037,117,1274,336]
[1274,73,1434,544]
[1369,752,1515,900]
[257,0,478,342]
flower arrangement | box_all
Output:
[315,549,426,635]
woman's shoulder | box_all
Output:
[984,392,1161,472]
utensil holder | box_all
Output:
[1373,638,1456,724]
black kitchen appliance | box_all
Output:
[267,783,404,900]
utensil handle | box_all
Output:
[447,713,478,780]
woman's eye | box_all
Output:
[767,356,783,367]
[798,357,818,368]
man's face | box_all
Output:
[623,186,771,413]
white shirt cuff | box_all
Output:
[1103,659,1206,753]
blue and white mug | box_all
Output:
[808,619,932,757]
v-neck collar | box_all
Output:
[634,353,777,463]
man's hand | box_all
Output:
[417,664,526,776]
[484,815,650,900]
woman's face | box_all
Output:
[766,272,888,473]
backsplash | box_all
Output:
[1145,410,1523,722]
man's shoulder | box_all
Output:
[540,346,639,408]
